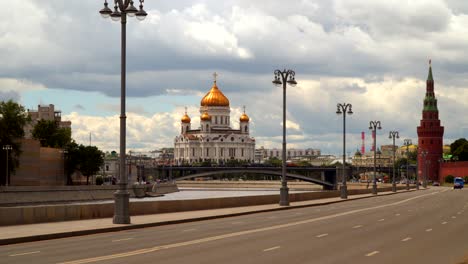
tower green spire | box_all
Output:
[427,59,433,81]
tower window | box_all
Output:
[231,137,234,141]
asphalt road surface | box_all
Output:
[1,187,467,264]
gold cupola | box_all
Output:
[181,108,191,123]
[200,111,212,121]
[240,106,250,122]
[200,73,230,107]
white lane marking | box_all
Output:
[352,225,363,229]
[267,216,277,219]
[58,191,441,264]
[112,238,134,242]
[182,228,198,232]
[378,219,385,222]
[401,237,412,242]
[263,246,281,252]
[452,216,456,219]
[295,212,303,215]
[457,212,462,215]
[426,229,432,232]
[395,213,401,216]
[366,251,379,257]
[442,221,448,225]
[231,221,244,224]
[316,233,328,238]
[9,251,40,257]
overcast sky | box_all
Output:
[1,0,468,156]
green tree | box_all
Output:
[450,138,468,155]
[32,120,71,148]
[453,142,468,161]
[0,100,29,185]
[76,145,104,185]
[64,141,80,185]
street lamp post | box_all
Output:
[389,131,399,192]
[273,69,297,206]
[99,0,147,224]
[403,139,412,190]
[421,150,428,188]
[425,159,430,188]
[336,103,353,199]
[369,121,382,195]
[3,145,12,186]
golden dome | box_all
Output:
[200,81,230,107]
[240,113,250,122]
[181,113,191,123]
[200,111,211,121]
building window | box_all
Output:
[215,116,218,124]
[221,148,224,157]
[245,126,248,132]
[192,148,195,156]
[231,137,234,141]
[106,165,109,171]
[241,149,244,157]
[206,148,209,157]
[206,124,209,131]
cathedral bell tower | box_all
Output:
[416,60,444,182]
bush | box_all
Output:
[464,176,468,183]
[445,175,454,183]
[96,176,104,185]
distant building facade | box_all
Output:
[254,146,321,163]
[24,104,72,139]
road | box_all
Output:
[1,187,467,264]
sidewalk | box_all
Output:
[0,189,416,246]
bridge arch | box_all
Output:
[174,169,334,188]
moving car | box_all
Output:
[454,177,464,189]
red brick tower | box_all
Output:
[417,61,444,182]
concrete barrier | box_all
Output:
[0,185,412,226]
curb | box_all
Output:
[0,189,420,246]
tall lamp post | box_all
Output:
[3,145,12,186]
[389,131,399,192]
[421,150,428,188]
[272,69,297,206]
[403,139,412,190]
[336,103,353,199]
[99,0,147,224]
[369,121,382,195]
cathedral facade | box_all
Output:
[174,76,255,165]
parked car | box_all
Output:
[454,177,464,189]
[432,182,440,186]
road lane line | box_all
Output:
[231,221,244,224]
[352,225,363,229]
[401,237,412,242]
[426,229,432,232]
[395,213,400,216]
[59,191,441,264]
[9,251,40,257]
[112,238,134,242]
[442,221,448,225]
[378,219,385,222]
[316,233,328,238]
[452,216,456,219]
[365,251,379,257]
[182,229,198,232]
[267,216,277,219]
[263,246,280,252]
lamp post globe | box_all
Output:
[272,69,297,206]
[99,0,148,225]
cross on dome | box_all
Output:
[213,72,218,83]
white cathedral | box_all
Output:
[174,74,255,165]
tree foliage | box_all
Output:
[32,120,71,148]
[0,100,29,185]
[451,138,468,161]
[77,145,104,185]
